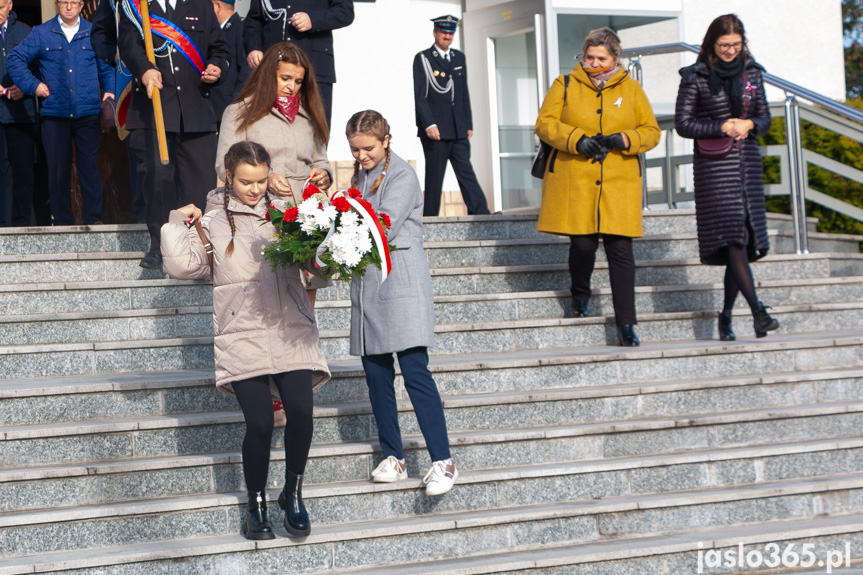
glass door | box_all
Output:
[492,27,543,211]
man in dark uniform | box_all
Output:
[243,0,353,127]
[117,0,228,268]
[413,14,490,217]
[210,0,248,127]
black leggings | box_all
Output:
[723,244,759,313]
[569,233,637,325]
[232,371,314,493]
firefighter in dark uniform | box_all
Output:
[117,0,229,269]
[413,14,490,217]
[210,0,249,127]
[243,0,353,127]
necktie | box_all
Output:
[165,0,175,19]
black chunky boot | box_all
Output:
[753,302,779,338]
[718,309,736,341]
[617,325,640,347]
[568,298,589,318]
[279,470,310,536]
[241,491,275,541]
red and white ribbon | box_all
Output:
[315,191,391,283]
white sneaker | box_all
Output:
[372,456,407,483]
[423,460,458,496]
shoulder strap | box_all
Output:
[194,220,214,272]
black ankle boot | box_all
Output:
[617,325,640,347]
[718,309,736,341]
[241,491,275,541]
[278,470,310,537]
[752,301,779,338]
[568,298,589,318]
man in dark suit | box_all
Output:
[210,0,248,127]
[243,0,353,127]
[413,14,490,217]
[0,0,36,226]
[118,0,228,268]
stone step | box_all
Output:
[1,326,860,393]
[2,417,861,515]
[318,302,863,361]
[3,513,858,575]
[2,276,861,345]
[0,471,860,569]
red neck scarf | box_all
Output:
[274,94,300,122]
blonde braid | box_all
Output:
[223,183,237,258]
[369,146,391,195]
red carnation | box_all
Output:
[380,212,391,228]
[332,196,351,213]
[348,188,362,199]
[284,206,299,222]
[303,184,322,200]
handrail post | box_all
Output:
[784,94,810,254]
[628,56,649,209]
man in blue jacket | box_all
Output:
[8,0,115,225]
[0,0,37,226]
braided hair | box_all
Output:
[346,110,392,195]
[223,141,272,258]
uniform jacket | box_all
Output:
[0,12,37,124]
[7,16,115,119]
[243,0,353,84]
[210,12,249,122]
[675,60,771,265]
[535,64,660,238]
[90,0,117,64]
[216,98,331,189]
[349,151,435,356]
[117,0,229,132]
[413,44,471,139]
[161,189,331,396]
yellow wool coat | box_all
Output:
[536,64,660,238]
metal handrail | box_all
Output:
[621,42,863,125]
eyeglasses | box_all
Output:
[715,41,744,53]
[55,1,83,6]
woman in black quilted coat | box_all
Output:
[675,14,779,340]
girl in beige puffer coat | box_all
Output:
[161,141,330,542]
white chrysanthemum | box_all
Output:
[330,232,363,267]
[297,198,319,216]
[339,211,360,228]
[313,204,337,230]
[355,233,372,255]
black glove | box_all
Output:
[575,135,604,159]
[596,133,627,150]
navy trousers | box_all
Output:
[362,346,451,462]
[41,115,103,225]
[0,122,35,226]
[420,135,490,216]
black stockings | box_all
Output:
[723,244,759,313]
[232,371,314,492]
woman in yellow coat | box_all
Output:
[535,27,660,346]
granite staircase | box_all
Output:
[0,211,862,574]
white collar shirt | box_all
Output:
[58,16,80,43]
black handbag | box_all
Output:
[696,70,751,160]
[532,74,570,179]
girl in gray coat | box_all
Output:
[161,142,330,541]
[346,110,457,496]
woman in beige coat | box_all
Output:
[162,141,330,541]
[216,41,332,302]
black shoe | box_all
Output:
[718,309,736,341]
[617,325,640,347]
[753,301,779,338]
[279,470,310,537]
[568,298,589,318]
[139,251,163,270]
[241,491,275,541]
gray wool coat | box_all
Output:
[349,151,435,356]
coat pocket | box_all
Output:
[377,249,414,301]
[217,288,246,333]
